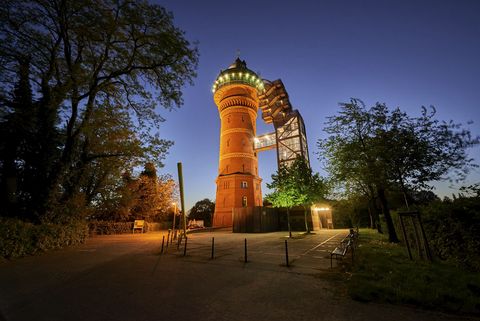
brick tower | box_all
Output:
[211,58,264,227]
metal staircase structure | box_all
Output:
[254,79,310,168]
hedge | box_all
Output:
[0,218,88,259]
[87,220,169,235]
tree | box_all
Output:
[318,99,478,242]
[188,199,215,227]
[287,157,329,233]
[0,0,198,220]
[266,163,302,238]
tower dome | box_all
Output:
[212,58,264,94]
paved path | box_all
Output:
[0,230,475,321]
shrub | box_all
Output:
[421,197,480,271]
[87,220,133,235]
[0,218,88,259]
[87,220,168,235]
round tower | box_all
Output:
[212,58,264,227]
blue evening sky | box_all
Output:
[154,0,480,209]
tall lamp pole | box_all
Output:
[177,162,187,237]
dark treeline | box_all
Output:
[0,0,198,223]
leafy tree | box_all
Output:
[130,163,176,222]
[288,157,329,233]
[0,0,198,220]
[266,163,302,238]
[188,199,215,227]
[318,99,478,242]
[95,163,176,222]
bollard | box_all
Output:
[161,235,165,254]
[166,230,171,248]
[285,240,289,267]
[177,233,182,250]
[244,238,248,263]
[211,237,215,260]
[183,236,188,256]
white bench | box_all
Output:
[132,220,145,233]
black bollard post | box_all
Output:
[244,238,248,263]
[161,235,165,254]
[166,230,171,248]
[211,237,215,260]
[183,236,188,256]
[285,240,289,267]
[177,233,182,250]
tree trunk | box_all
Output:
[367,203,374,229]
[377,187,399,242]
[287,207,292,238]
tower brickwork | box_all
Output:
[212,59,263,227]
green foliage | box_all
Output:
[0,0,198,221]
[266,157,327,208]
[331,198,371,228]
[349,229,480,314]
[318,99,478,242]
[0,218,88,258]
[420,196,480,271]
[189,199,215,227]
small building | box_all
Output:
[232,205,333,233]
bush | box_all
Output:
[0,218,88,259]
[87,220,170,235]
[87,220,133,235]
[421,197,480,271]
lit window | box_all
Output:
[241,181,248,189]
[242,196,247,207]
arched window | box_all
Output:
[242,196,247,207]
[241,181,248,189]
[227,139,230,147]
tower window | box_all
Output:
[241,181,248,189]
[227,139,230,147]
[242,196,247,207]
[242,115,244,122]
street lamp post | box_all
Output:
[172,202,177,240]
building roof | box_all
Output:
[212,58,263,93]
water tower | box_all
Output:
[211,58,264,227]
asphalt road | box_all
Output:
[0,229,475,321]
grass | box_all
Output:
[347,228,480,314]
